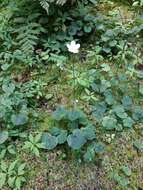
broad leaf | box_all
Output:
[92,102,107,122]
[82,125,96,140]
[121,166,132,177]
[2,83,15,95]
[122,96,132,110]
[102,116,117,130]
[113,105,127,119]
[11,113,28,126]
[52,107,67,121]
[94,142,105,153]
[42,133,58,150]
[133,140,143,152]
[0,173,6,188]
[57,130,67,144]
[0,131,8,144]
[67,129,86,150]
[123,117,134,128]
[132,106,143,121]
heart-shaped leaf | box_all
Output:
[67,129,86,150]
[42,133,58,150]
[102,116,117,130]
[11,113,28,126]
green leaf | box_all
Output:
[109,40,117,47]
[122,96,132,110]
[2,83,15,95]
[0,173,6,188]
[121,166,132,177]
[29,134,34,143]
[133,140,143,152]
[101,64,111,72]
[15,177,22,189]
[84,25,92,33]
[18,163,26,176]
[0,131,8,144]
[123,117,135,128]
[33,147,40,157]
[113,105,127,119]
[84,145,95,162]
[7,145,16,155]
[132,106,143,121]
[1,161,7,172]
[104,91,115,105]
[88,0,97,4]
[92,102,107,122]
[102,116,117,130]
[68,110,81,121]
[115,124,123,132]
[113,173,129,187]
[94,142,105,153]
[57,130,67,144]
[82,125,96,140]
[67,129,86,150]
[100,80,111,93]
[68,121,79,129]
[8,160,18,173]
[45,94,53,100]
[49,127,61,136]
[35,133,42,143]
[23,141,32,149]
[1,63,11,71]
[42,133,58,150]
[52,107,67,121]
[11,113,28,126]
[8,176,16,188]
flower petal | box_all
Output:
[66,43,70,49]
[71,40,76,46]
[76,44,80,49]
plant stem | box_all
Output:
[72,59,76,110]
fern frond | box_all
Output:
[14,14,45,55]
[39,0,50,14]
[38,0,74,13]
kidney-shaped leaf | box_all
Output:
[57,130,67,144]
[67,129,86,150]
[102,116,117,130]
[42,133,58,150]
[11,113,28,126]
[82,125,96,140]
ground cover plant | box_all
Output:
[0,0,143,189]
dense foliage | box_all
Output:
[0,0,143,189]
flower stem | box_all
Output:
[72,58,76,110]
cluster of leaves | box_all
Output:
[42,108,94,147]
[41,107,104,161]
[86,65,143,131]
[0,160,26,189]
[0,78,29,130]
[0,0,98,69]
[0,0,143,188]
[111,165,132,188]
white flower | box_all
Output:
[66,40,80,53]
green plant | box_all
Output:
[23,133,44,157]
[41,107,100,160]
[0,144,16,159]
[39,0,75,13]
[0,160,26,189]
